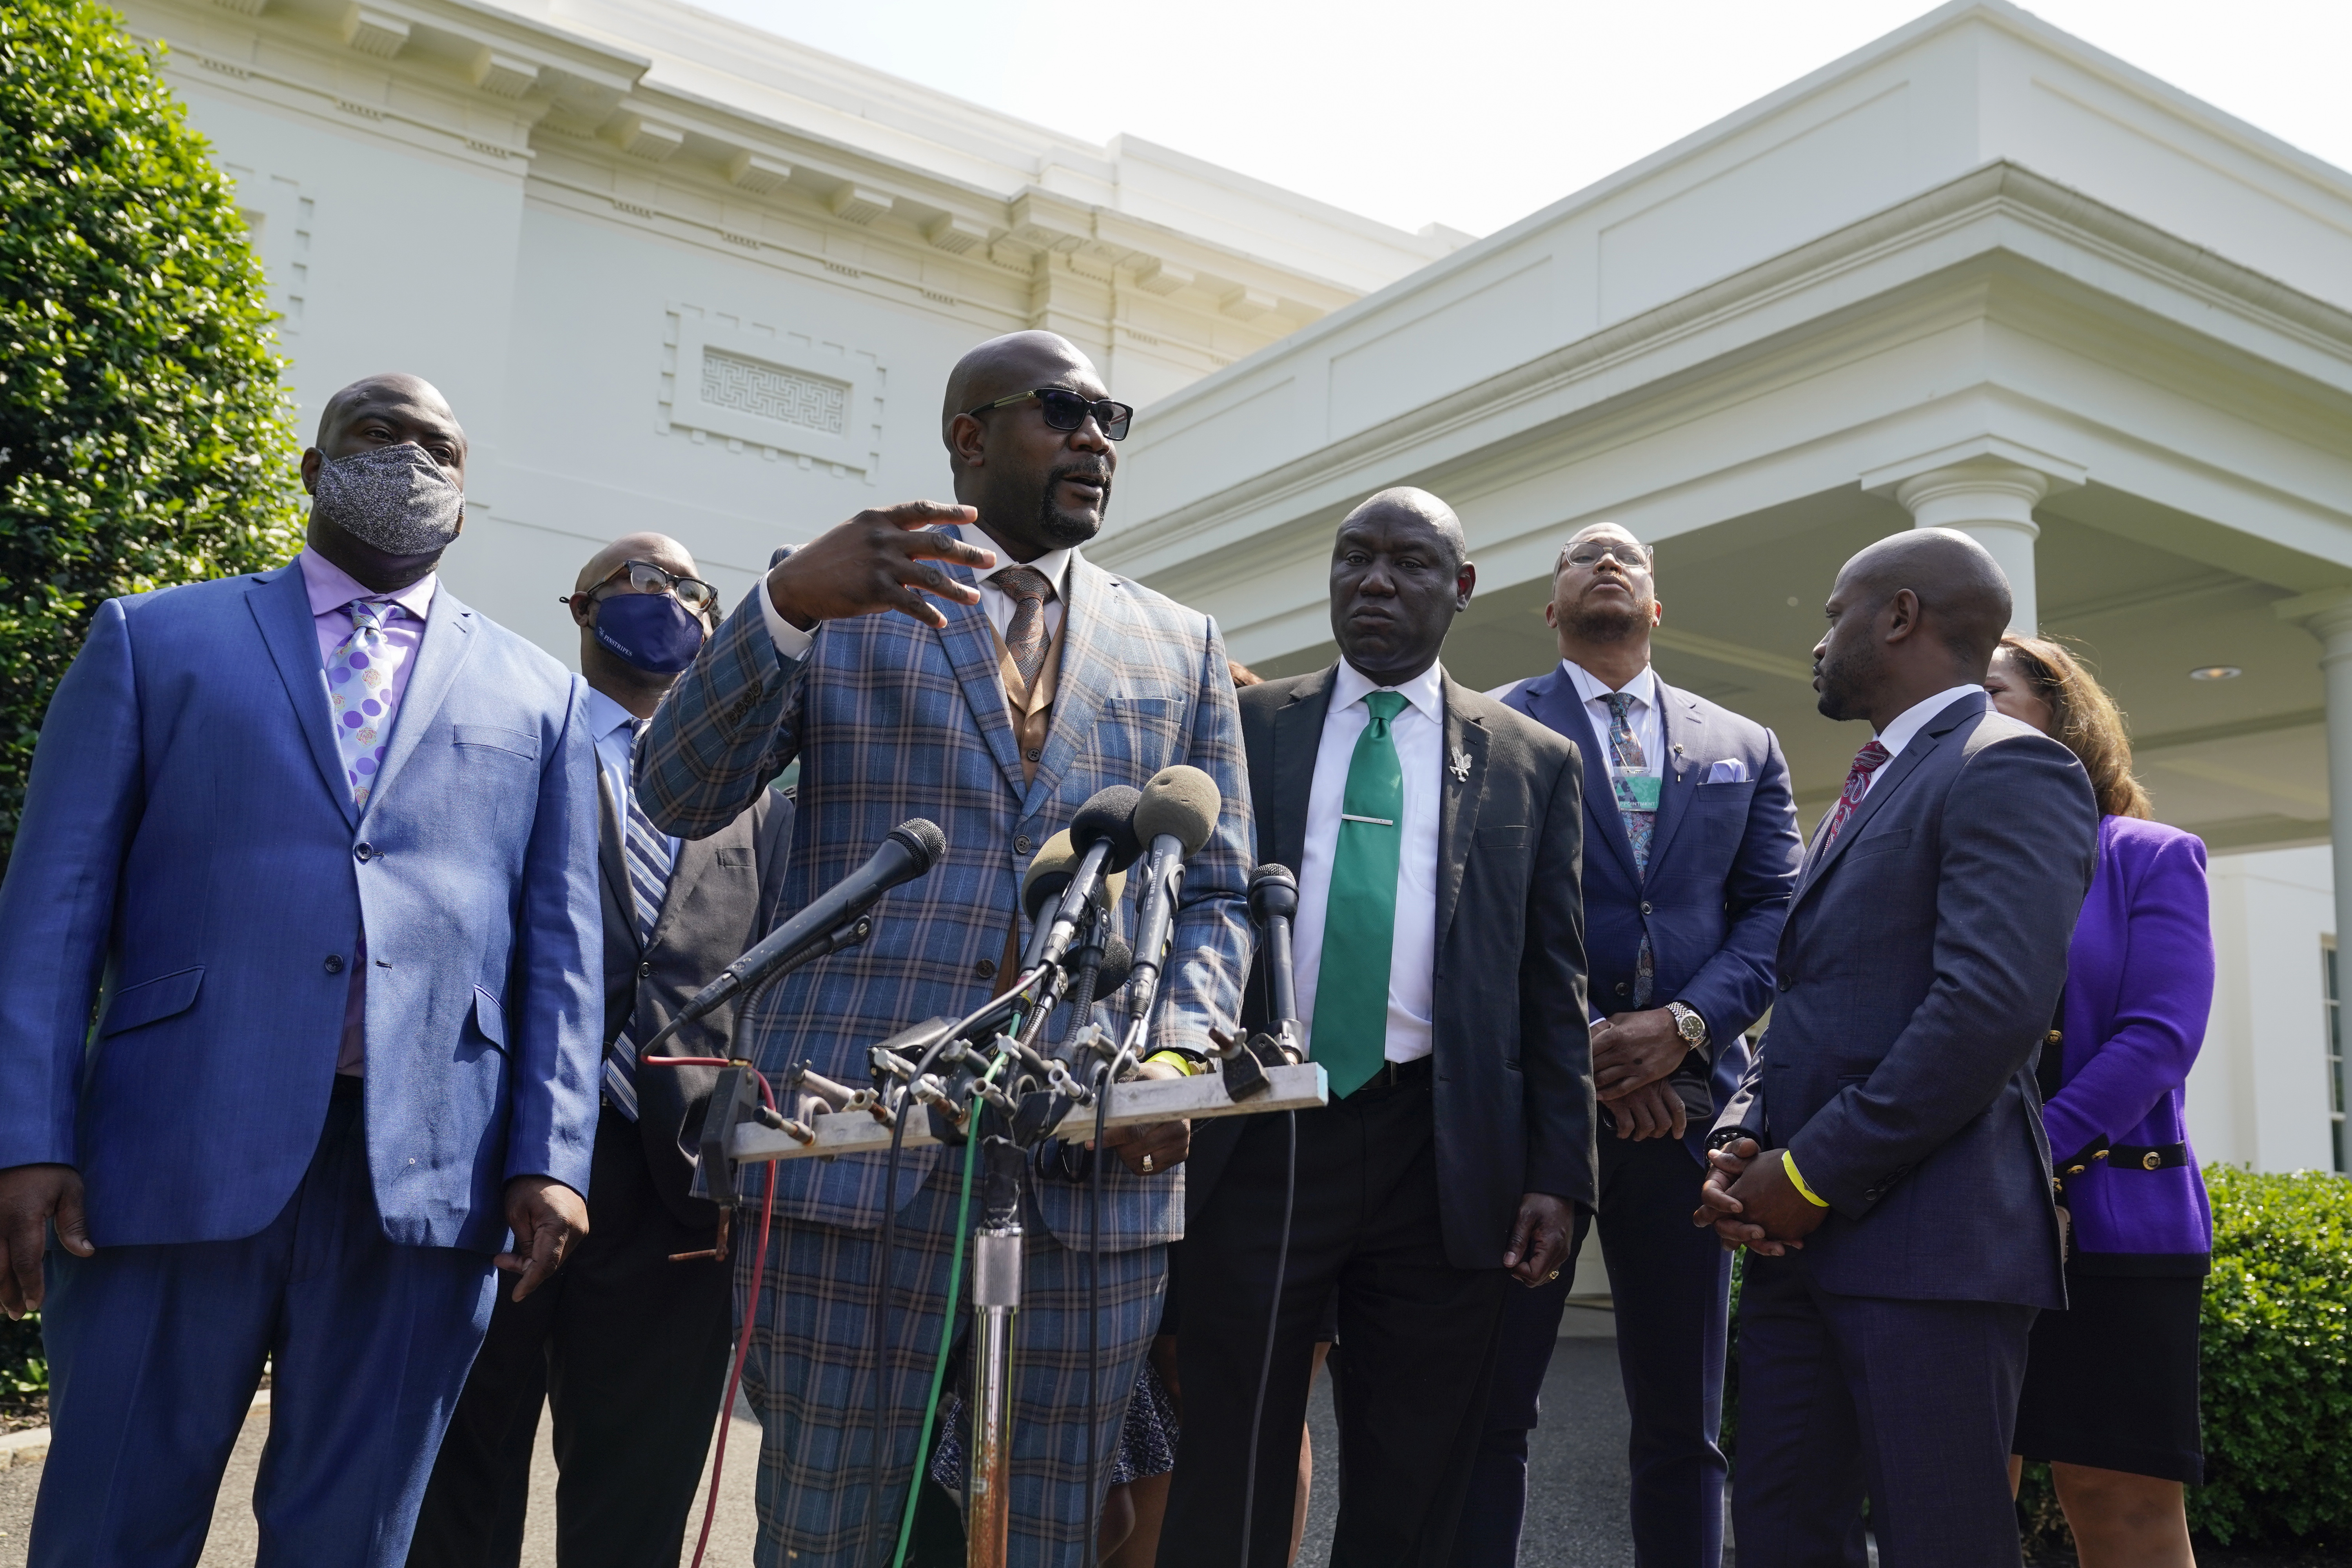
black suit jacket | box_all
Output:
[598,771,793,1230]
[1713,692,2097,1308]
[1191,663,1596,1270]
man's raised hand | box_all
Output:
[765,502,995,632]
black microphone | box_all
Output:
[648,819,945,1051]
[1029,785,1142,972]
[1248,864,1301,1033]
[1121,766,1222,1040]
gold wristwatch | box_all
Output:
[1666,1001,1709,1053]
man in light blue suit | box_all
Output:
[0,373,604,1567]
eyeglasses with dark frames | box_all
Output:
[562,559,720,619]
[1563,541,1653,571]
[963,387,1134,441]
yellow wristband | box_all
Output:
[1144,1050,1204,1076]
[1782,1149,1830,1208]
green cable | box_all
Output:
[891,1046,1008,1568]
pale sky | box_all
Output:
[686,0,2352,240]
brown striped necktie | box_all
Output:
[995,564,1055,691]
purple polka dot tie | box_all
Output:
[323,598,411,808]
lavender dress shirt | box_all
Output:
[297,547,436,1074]
[2047,814,2215,1270]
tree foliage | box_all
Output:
[0,0,303,872]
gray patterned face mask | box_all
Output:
[311,442,465,557]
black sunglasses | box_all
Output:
[964,387,1133,441]
[563,559,719,617]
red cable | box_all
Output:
[639,1056,780,1568]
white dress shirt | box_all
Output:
[1291,659,1445,1066]
[584,685,680,862]
[1860,684,1988,801]
[761,523,1075,656]
[1561,659,1662,773]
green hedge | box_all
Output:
[1,0,304,875]
[1726,1168,2352,1551]
[2190,1167,2352,1546]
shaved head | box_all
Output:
[1839,528,2012,666]
[941,331,1096,451]
[1812,526,2015,725]
[940,330,1117,559]
[315,372,465,458]
[575,530,695,596]
[1344,487,1467,571]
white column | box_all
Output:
[1890,459,2052,634]
[2279,589,2352,1019]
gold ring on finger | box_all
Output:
[1142,1153,1154,1173]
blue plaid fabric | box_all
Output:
[737,1172,1162,1568]
[635,551,1254,1250]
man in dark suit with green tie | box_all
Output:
[1160,488,1595,1567]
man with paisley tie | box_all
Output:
[1160,488,1591,1568]
[1467,524,1802,1568]
[0,374,602,1566]
[1696,530,2098,1568]
[409,534,793,1568]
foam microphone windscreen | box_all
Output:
[1093,934,1135,997]
[1022,830,1080,919]
[1070,784,1144,872]
[1133,765,1221,856]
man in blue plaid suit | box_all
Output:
[637,330,1253,1566]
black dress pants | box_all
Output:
[407,1107,735,1568]
[1456,1128,1730,1568]
[1160,1067,1508,1568]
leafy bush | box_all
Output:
[0,0,303,873]
[1725,1169,2352,1551]
[0,1311,44,1414]
[2193,1167,2352,1546]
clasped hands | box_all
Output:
[1690,1136,1827,1255]
[1591,1008,1690,1142]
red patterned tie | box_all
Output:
[1816,739,1892,852]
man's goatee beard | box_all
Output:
[1562,601,1650,644]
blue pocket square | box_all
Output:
[1704,759,1750,784]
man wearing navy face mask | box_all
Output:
[410,534,794,1568]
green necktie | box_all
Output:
[1312,690,1408,1099]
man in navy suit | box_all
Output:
[1465,522,1802,1568]
[1697,531,2096,1567]
[0,373,603,1568]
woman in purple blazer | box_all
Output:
[1986,635,2211,1568]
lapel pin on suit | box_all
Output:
[1448,745,1471,782]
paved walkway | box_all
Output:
[0,1306,1643,1566]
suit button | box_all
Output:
[975,958,997,980]
[639,961,653,978]
[1640,900,1653,916]
[1014,836,1033,855]
[1777,978,1792,993]
[354,842,374,862]
[1613,982,1630,997]
[324,954,346,975]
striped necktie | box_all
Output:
[606,719,677,1120]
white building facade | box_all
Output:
[128,0,2351,1174]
